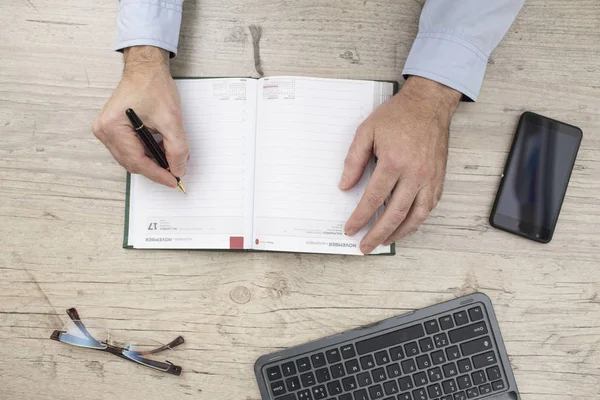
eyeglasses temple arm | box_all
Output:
[132,336,185,355]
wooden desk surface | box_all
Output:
[1,1,599,399]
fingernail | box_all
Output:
[361,244,375,254]
[345,227,358,236]
[338,175,349,190]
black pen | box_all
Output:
[125,108,186,194]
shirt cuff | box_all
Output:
[402,32,489,102]
[115,0,183,57]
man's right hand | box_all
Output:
[92,46,190,188]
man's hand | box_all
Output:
[92,46,189,188]
[340,76,461,253]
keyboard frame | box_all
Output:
[254,292,520,400]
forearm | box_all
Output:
[115,0,184,57]
[403,0,526,101]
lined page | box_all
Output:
[252,77,394,255]
[128,78,257,249]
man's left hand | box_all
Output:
[339,76,462,254]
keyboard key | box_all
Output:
[389,346,405,361]
[427,383,442,398]
[342,376,357,391]
[282,362,297,377]
[453,391,466,400]
[353,389,368,400]
[461,336,492,357]
[419,337,435,353]
[449,322,488,344]
[327,380,342,396]
[297,357,311,372]
[355,324,425,355]
[405,342,419,356]
[372,367,387,383]
[315,368,330,383]
[341,344,356,359]
[442,363,458,378]
[398,376,414,391]
[441,397,453,400]
[386,362,401,378]
[486,366,501,381]
[445,346,461,361]
[412,388,427,400]
[434,333,449,348]
[275,394,296,400]
[442,379,458,394]
[268,366,282,381]
[453,311,469,326]
[297,389,312,400]
[427,367,443,382]
[466,387,479,399]
[286,376,301,391]
[383,380,399,395]
[345,359,360,374]
[472,371,486,385]
[439,315,454,330]
[368,384,385,399]
[339,394,353,400]
[457,375,472,390]
[311,353,326,368]
[416,354,432,370]
[301,372,316,387]
[457,359,473,374]
[272,381,286,396]
[479,383,492,395]
[401,359,416,374]
[468,306,484,321]
[414,372,428,387]
[431,350,446,365]
[425,319,440,334]
[374,350,390,365]
[472,351,497,369]
[398,393,412,400]
[492,380,505,391]
[360,355,375,370]
[357,372,372,387]
[326,349,341,364]
[312,385,327,400]
[331,363,345,379]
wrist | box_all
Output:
[403,76,461,118]
[123,46,170,76]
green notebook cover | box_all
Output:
[123,77,399,256]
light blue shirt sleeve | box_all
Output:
[402,0,525,101]
[115,0,184,57]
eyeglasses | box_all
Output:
[50,308,184,375]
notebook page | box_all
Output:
[252,77,394,255]
[127,78,257,249]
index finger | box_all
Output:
[344,160,399,236]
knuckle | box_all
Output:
[389,207,409,224]
[344,151,361,168]
[365,192,386,209]
[91,119,105,139]
[381,156,403,174]
[414,206,431,223]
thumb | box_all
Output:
[161,121,190,177]
[339,123,374,190]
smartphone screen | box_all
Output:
[490,112,582,243]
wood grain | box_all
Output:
[0,1,599,399]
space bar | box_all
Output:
[356,324,425,355]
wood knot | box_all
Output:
[230,286,251,304]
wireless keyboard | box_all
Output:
[255,293,520,400]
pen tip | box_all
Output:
[177,180,186,194]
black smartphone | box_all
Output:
[490,112,582,243]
